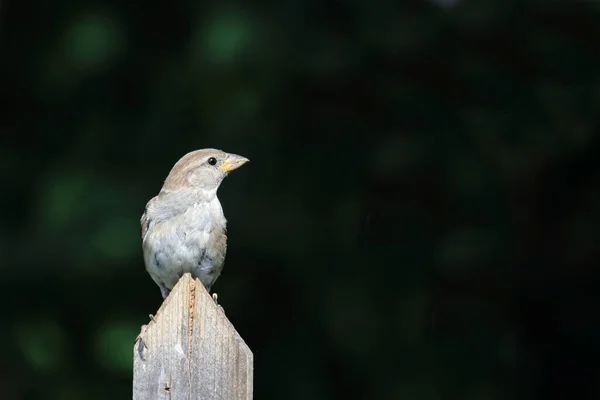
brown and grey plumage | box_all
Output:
[140,148,249,299]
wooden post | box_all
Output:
[133,273,253,400]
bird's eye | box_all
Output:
[208,157,217,166]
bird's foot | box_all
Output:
[134,315,156,345]
[135,325,149,359]
[212,292,225,313]
[135,324,148,344]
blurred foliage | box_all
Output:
[2,0,600,399]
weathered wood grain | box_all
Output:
[133,273,253,400]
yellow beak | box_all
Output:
[220,153,250,172]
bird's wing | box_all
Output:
[140,198,155,240]
[140,190,194,240]
[140,210,150,239]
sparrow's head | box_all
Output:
[162,148,249,192]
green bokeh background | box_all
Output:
[2,0,600,399]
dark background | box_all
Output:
[2,0,600,399]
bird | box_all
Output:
[140,148,249,299]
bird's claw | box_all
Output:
[212,292,225,313]
[134,314,155,346]
[135,324,148,344]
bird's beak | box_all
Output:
[220,153,250,172]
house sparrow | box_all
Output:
[140,148,249,299]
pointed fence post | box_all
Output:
[133,273,253,400]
